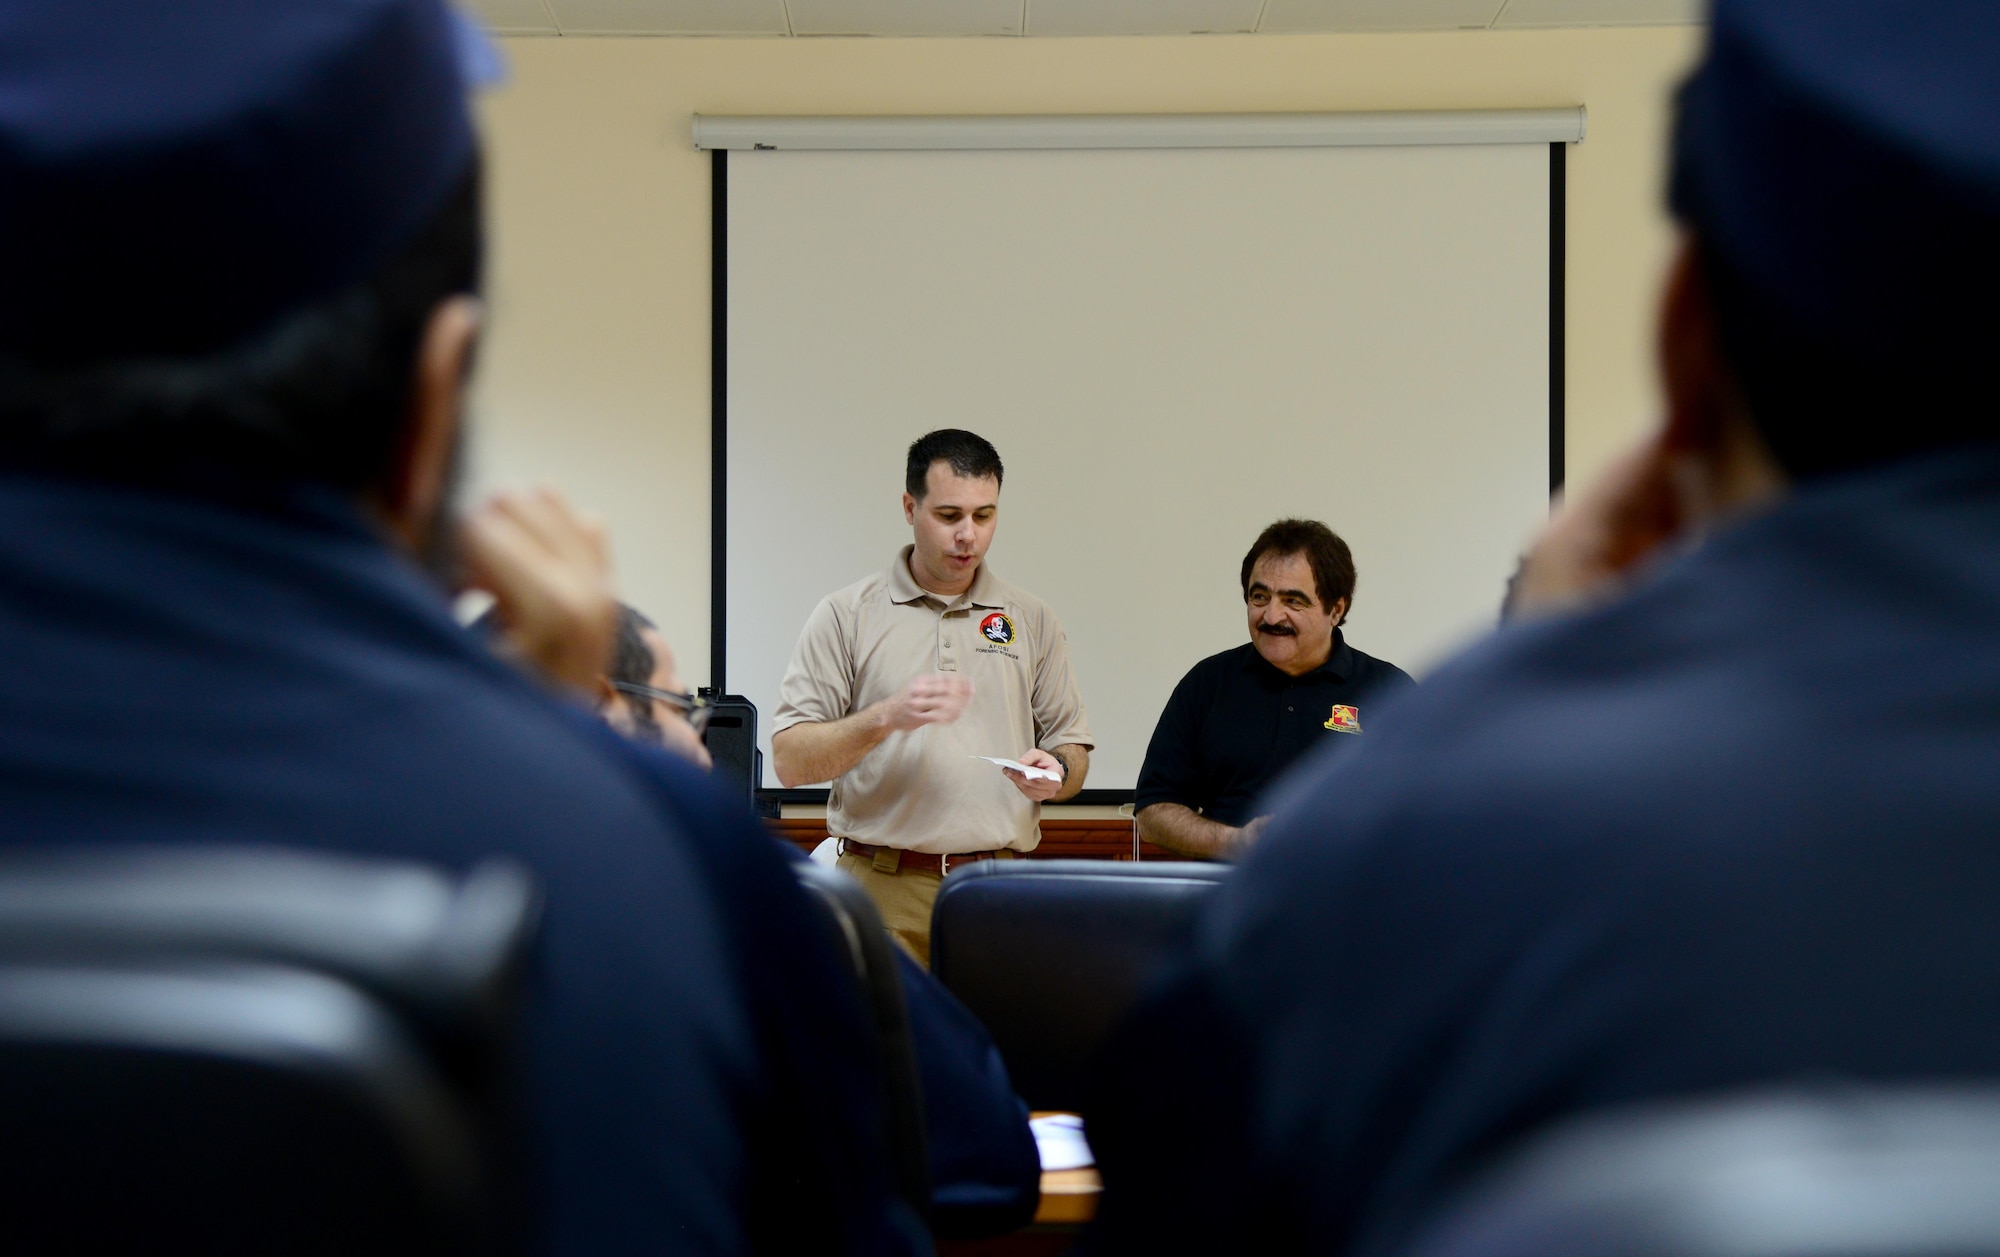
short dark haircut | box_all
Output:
[609,604,661,736]
[0,163,483,495]
[1241,519,1357,625]
[609,604,659,690]
[1700,242,1998,480]
[905,429,1003,500]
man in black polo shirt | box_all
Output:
[1135,519,1412,859]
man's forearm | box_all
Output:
[1137,802,1245,859]
[1050,744,1090,802]
[771,706,892,787]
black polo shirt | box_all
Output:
[1134,635,1413,827]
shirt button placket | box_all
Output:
[937,606,957,672]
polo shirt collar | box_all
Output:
[966,561,1008,610]
[887,547,928,604]
[1242,629,1356,682]
[1323,631,1357,681]
[886,545,1009,610]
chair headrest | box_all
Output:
[0,846,540,1036]
[939,857,1230,888]
[1409,1086,2000,1257]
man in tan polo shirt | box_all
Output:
[773,429,1093,965]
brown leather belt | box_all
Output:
[836,838,1014,876]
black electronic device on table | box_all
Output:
[699,689,761,813]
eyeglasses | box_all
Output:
[609,682,715,737]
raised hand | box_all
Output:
[461,487,618,695]
[883,673,976,731]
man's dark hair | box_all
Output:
[905,429,1003,500]
[1700,243,1997,480]
[0,164,483,496]
[609,604,658,689]
[1240,519,1356,626]
[608,604,661,737]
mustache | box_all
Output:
[1256,623,1297,636]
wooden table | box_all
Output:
[1033,1166,1102,1226]
[768,816,1175,862]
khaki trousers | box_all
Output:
[835,848,1019,969]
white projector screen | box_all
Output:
[720,130,1558,794]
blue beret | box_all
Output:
[0,0,499,361]
[1671,1,2000,351]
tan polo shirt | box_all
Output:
[773,547,1094,855]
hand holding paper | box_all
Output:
[982,747,1069,803]
[973,755,1061,782]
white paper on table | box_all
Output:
[972,755,1061,782]
[1030,1113,1095,1171]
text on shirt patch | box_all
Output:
[976,611,1022,660]
[1324,705,1361,734]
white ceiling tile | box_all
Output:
[545,0,789,33]
[787,0,1023,36]
[1260,0,1506,32]
[462,0,559,33]
[1028,0,1263,36]
[1493,0,1703,26]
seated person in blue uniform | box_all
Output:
[1135,519,1412,859]
[589,602,1042,1235]
[1086,3,2000,1253]
[0,4,924,1253]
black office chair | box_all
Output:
[929,859,1229,1113]
[791,860,932,1220]
[1405,1086,2000,1257]
[0,844,540,1256]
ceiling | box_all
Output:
[467,0,1703,37]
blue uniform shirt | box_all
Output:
[760,844,1040,1235]
[1086,446,2000,1256]
[897,946,1042,1233]
[1135,637,1413,828]
[0,474,927,1257]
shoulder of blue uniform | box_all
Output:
[2,475,625,758]
[587,722,930,1254]
[1231,451,2000,896]
[1197,607,1631,982]
[1235,584,1679,863]
[584,721,793,884]
[1242,511,1839,884]
[581,722,876,1042]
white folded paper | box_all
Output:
[973,755,1061,782]
[1030,1113,1095,1171]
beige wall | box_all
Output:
[472,27,1703,685]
